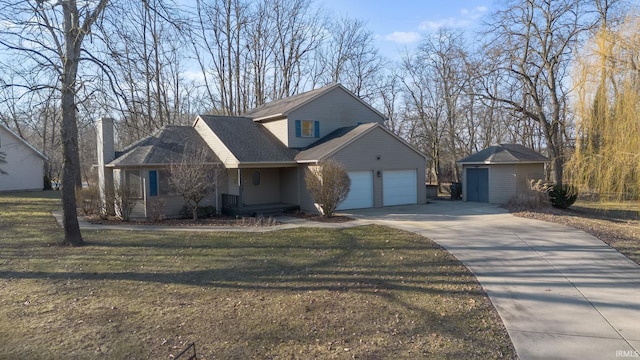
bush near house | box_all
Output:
[305,159,351,217]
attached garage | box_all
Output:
[337,171,373,210]
[383,169,417,206]
[457,144,549,204]
[296,122,427,212]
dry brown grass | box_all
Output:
[0,191,516,359]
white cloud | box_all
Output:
[465,6,488,20]
[181,69,209,84]
[385,31,421,44]
[419,18,463,31]
[419,5,488,31]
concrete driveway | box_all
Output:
[342,201,640,360]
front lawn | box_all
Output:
[0,192,515,359]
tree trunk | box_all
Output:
[60,83,84,246]
[60,0,85,246]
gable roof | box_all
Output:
[457,144,549,164]
[295,123,376,162]
[0,123,48,161]
[296,122,425,162]
[243,83,385,122]
[108,125,219,167]
[197,115,298,164]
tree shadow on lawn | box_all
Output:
[0,227,480,297]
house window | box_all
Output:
[252,171,261,186]
[301,120,314,137]
[124,170,142,198]
[295,120,320,138]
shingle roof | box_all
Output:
[198,115,298,163]
[243,83,340,120]
[108,125,219,167]
[457,144,549,164]
[295,122,378,161]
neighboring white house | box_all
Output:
[0,123,48,192]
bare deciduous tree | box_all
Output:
[479,0,593,186]
[169,146,222,220]
[305,159,351,218]
[0,0,109,246]
[315,16,386,102]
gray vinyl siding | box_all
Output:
[226,170,240,196]
[122,168,217,219]
[298,164,318,213]
[279,167,299,204]
[194,118,238,167]
[488,164,516,204]
[286,87,385,148]
[0,126,45,192]
[462,163,546,204]
[241,168,280,205]
[148,195,216,219]
[261,118,288,146]
[329,127,426,208]
[515,163,546,194]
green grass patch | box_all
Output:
[573,199,639,220]
[0,191,515,359]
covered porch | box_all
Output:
[220,165,301,216]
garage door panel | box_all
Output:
[383,170,417,206]
[466,168,489,202]
[337,171,373,210]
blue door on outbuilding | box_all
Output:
[466,168,489,202]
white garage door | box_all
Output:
[383,170,417,206]
[337,171,373,210]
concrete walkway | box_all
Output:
[51,211,372,232]
[343,201,640,360]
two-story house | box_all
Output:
[97,83,426,218]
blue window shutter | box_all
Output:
[314,121,320,138]
[149,170,158,196]
[295,120,301,137]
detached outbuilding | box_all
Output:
[457,144,549,204]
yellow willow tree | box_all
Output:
[568,14,640,201]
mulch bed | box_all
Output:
[286,211,355,223]
[84,212,355,226]
[84,215,280,227]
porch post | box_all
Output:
[215,169,219,215]
[142,176,147,219]
[237,168,243,209]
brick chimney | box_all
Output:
[97,117,115,215]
